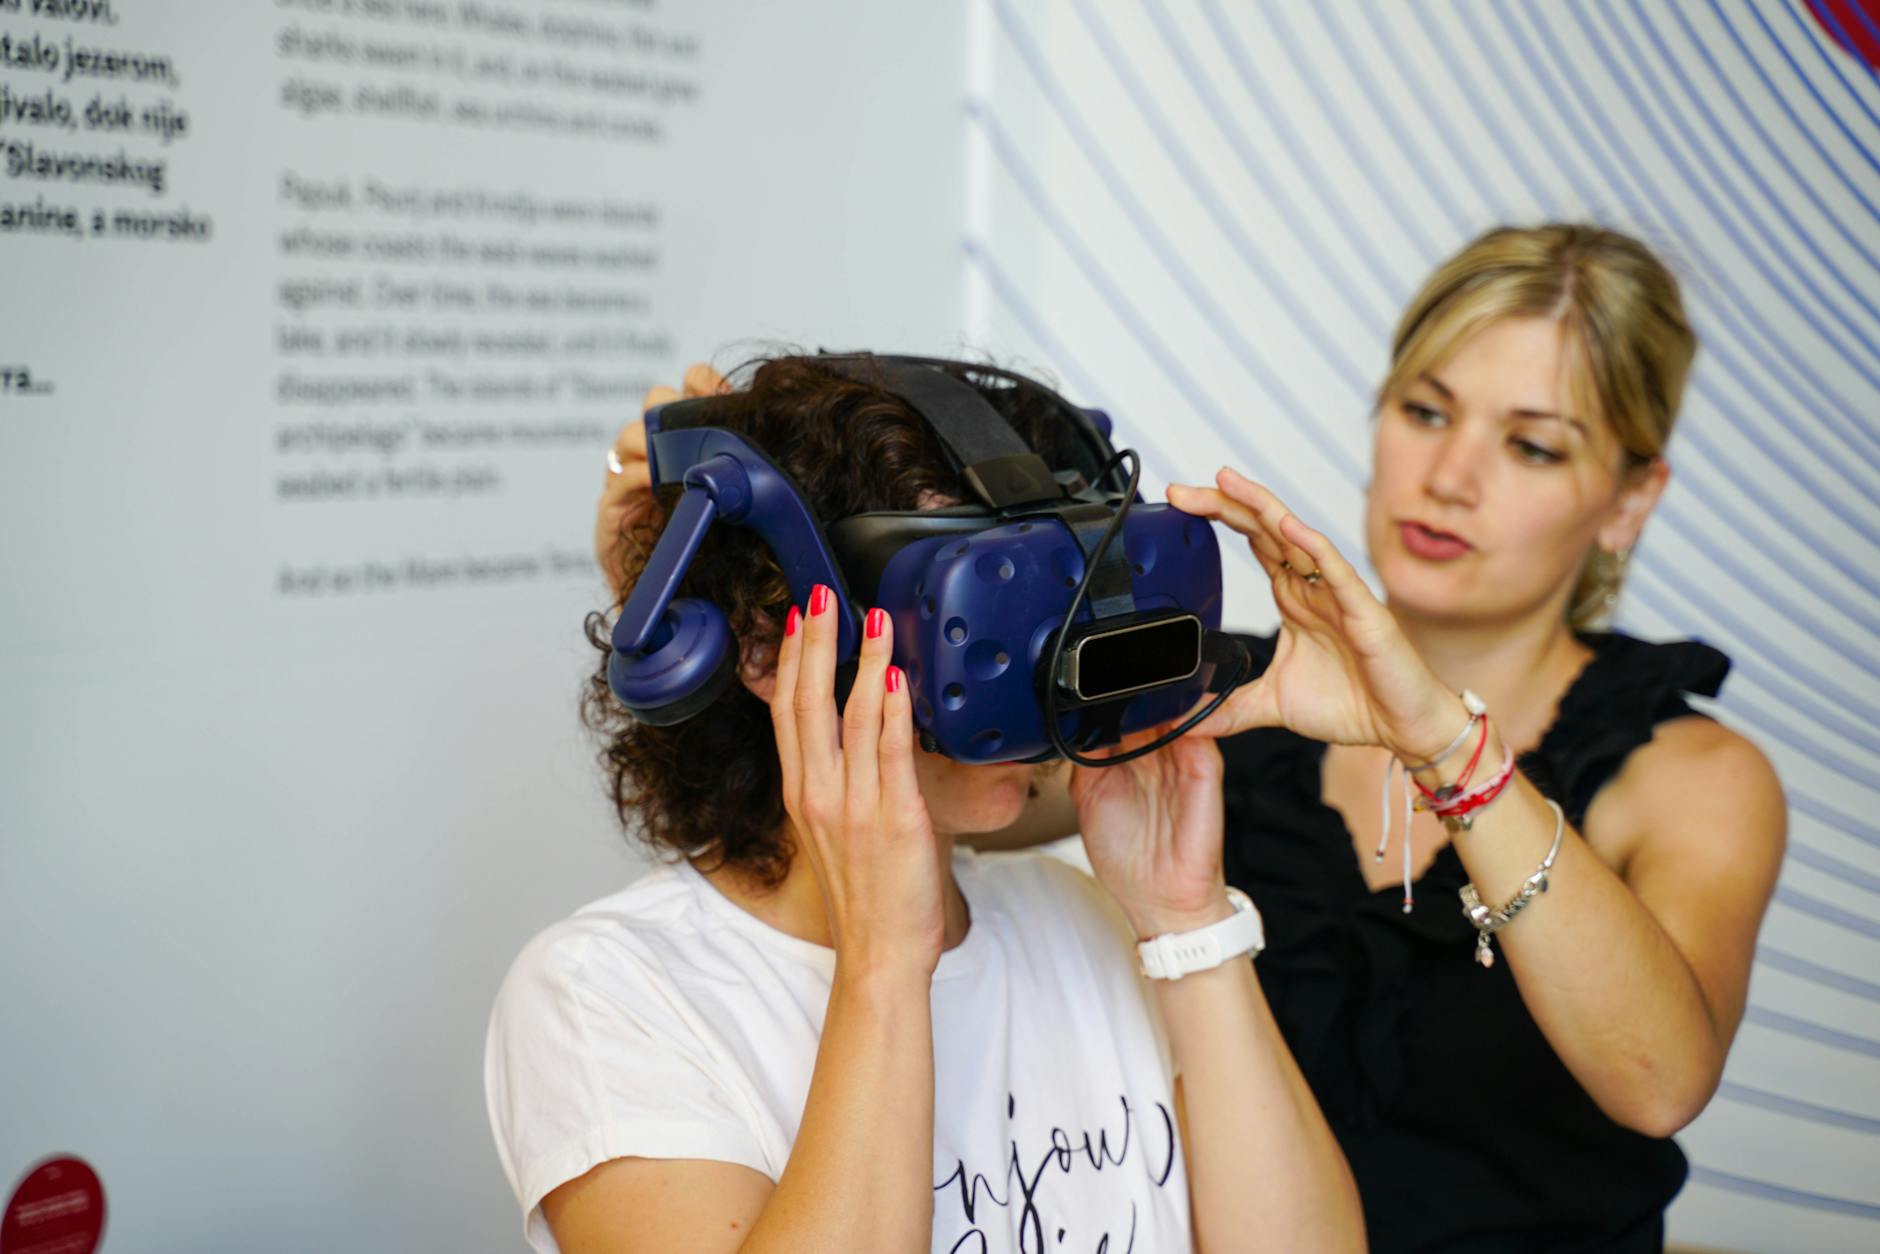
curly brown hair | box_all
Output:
[582,355,1083,887]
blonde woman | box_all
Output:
[1123,224,1781,1252]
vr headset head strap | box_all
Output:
[811,353,1065,511]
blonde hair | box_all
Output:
[1379,224,1698,630]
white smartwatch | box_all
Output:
[1137,887,1265,980]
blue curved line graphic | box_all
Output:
[1788,840,1880,898]
[1610,612,1880,794]
[966,104,1364,557]
[1589,0,1880,343]
[1656,470,1879,628]
[1135,0,1401,334]
[1654,402,1880,642]
[1290,3,1480,238]
[1158,0,1421,306]
[1634,0,1880,284]
[1554,3,1880,378]
[1789,793,1880,849]
[985,2,1371,485]
[1774,884,1880,941]
[1688,1164,1880,1220]
[1757,944,1880,1001]
[1717,1080,1880,1134]
[1398,5,1573,217]
[1340,6,1531,229]
[1492,2,1880,401]
[1647,557,1880,710]
[1744,1003,1880,1057]
[1759,0,1880,185]
[1684,358,1880,560]
[1682,359,1880,543]
[1661,0,1880,251]
[1067,0,1381,389]
[1792,0,1880,110]
[1485,1,1880,505]
[1682,636,1880,767]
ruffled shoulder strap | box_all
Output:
[1522,632,1732,827]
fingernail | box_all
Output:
[886,665,903,693]
[810,584,831,617]
[785,605,800,637]
[866,607,886,639]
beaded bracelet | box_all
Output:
[1457,799,1565,968]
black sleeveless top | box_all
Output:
[1219,631,1731,1254]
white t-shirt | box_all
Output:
[485,846,1192,1253]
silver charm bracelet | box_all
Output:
[1457,798,1566,969]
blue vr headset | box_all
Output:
[606,353,1250,766]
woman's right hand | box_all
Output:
[771,585,947,980]
[1166,468,1465,763]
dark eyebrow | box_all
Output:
[1417,372,1453,400]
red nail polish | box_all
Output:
[810,584,831,616]
[784,605,800,637]
[866,608,886,639]
[886,665,902,693]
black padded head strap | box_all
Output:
[812,353,1064,510]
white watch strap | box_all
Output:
[1137,887,1264,980]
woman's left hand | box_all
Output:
[1071,726,1232,936]
[1166,467,1467,764]
[597,363,731,597]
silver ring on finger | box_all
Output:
[607,448,625,476]
[1302,568,1323,584]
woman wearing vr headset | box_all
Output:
[588,224,1785,1252]
[490,357,1365,1252]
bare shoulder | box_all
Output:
[544,1155,774,1254]
[1590,714,1786,873]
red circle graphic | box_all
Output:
[1807,0,1880,71]
[1,1157,106,1254]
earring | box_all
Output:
[1602,546,1632,612]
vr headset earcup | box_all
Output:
[607,597,740,726]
